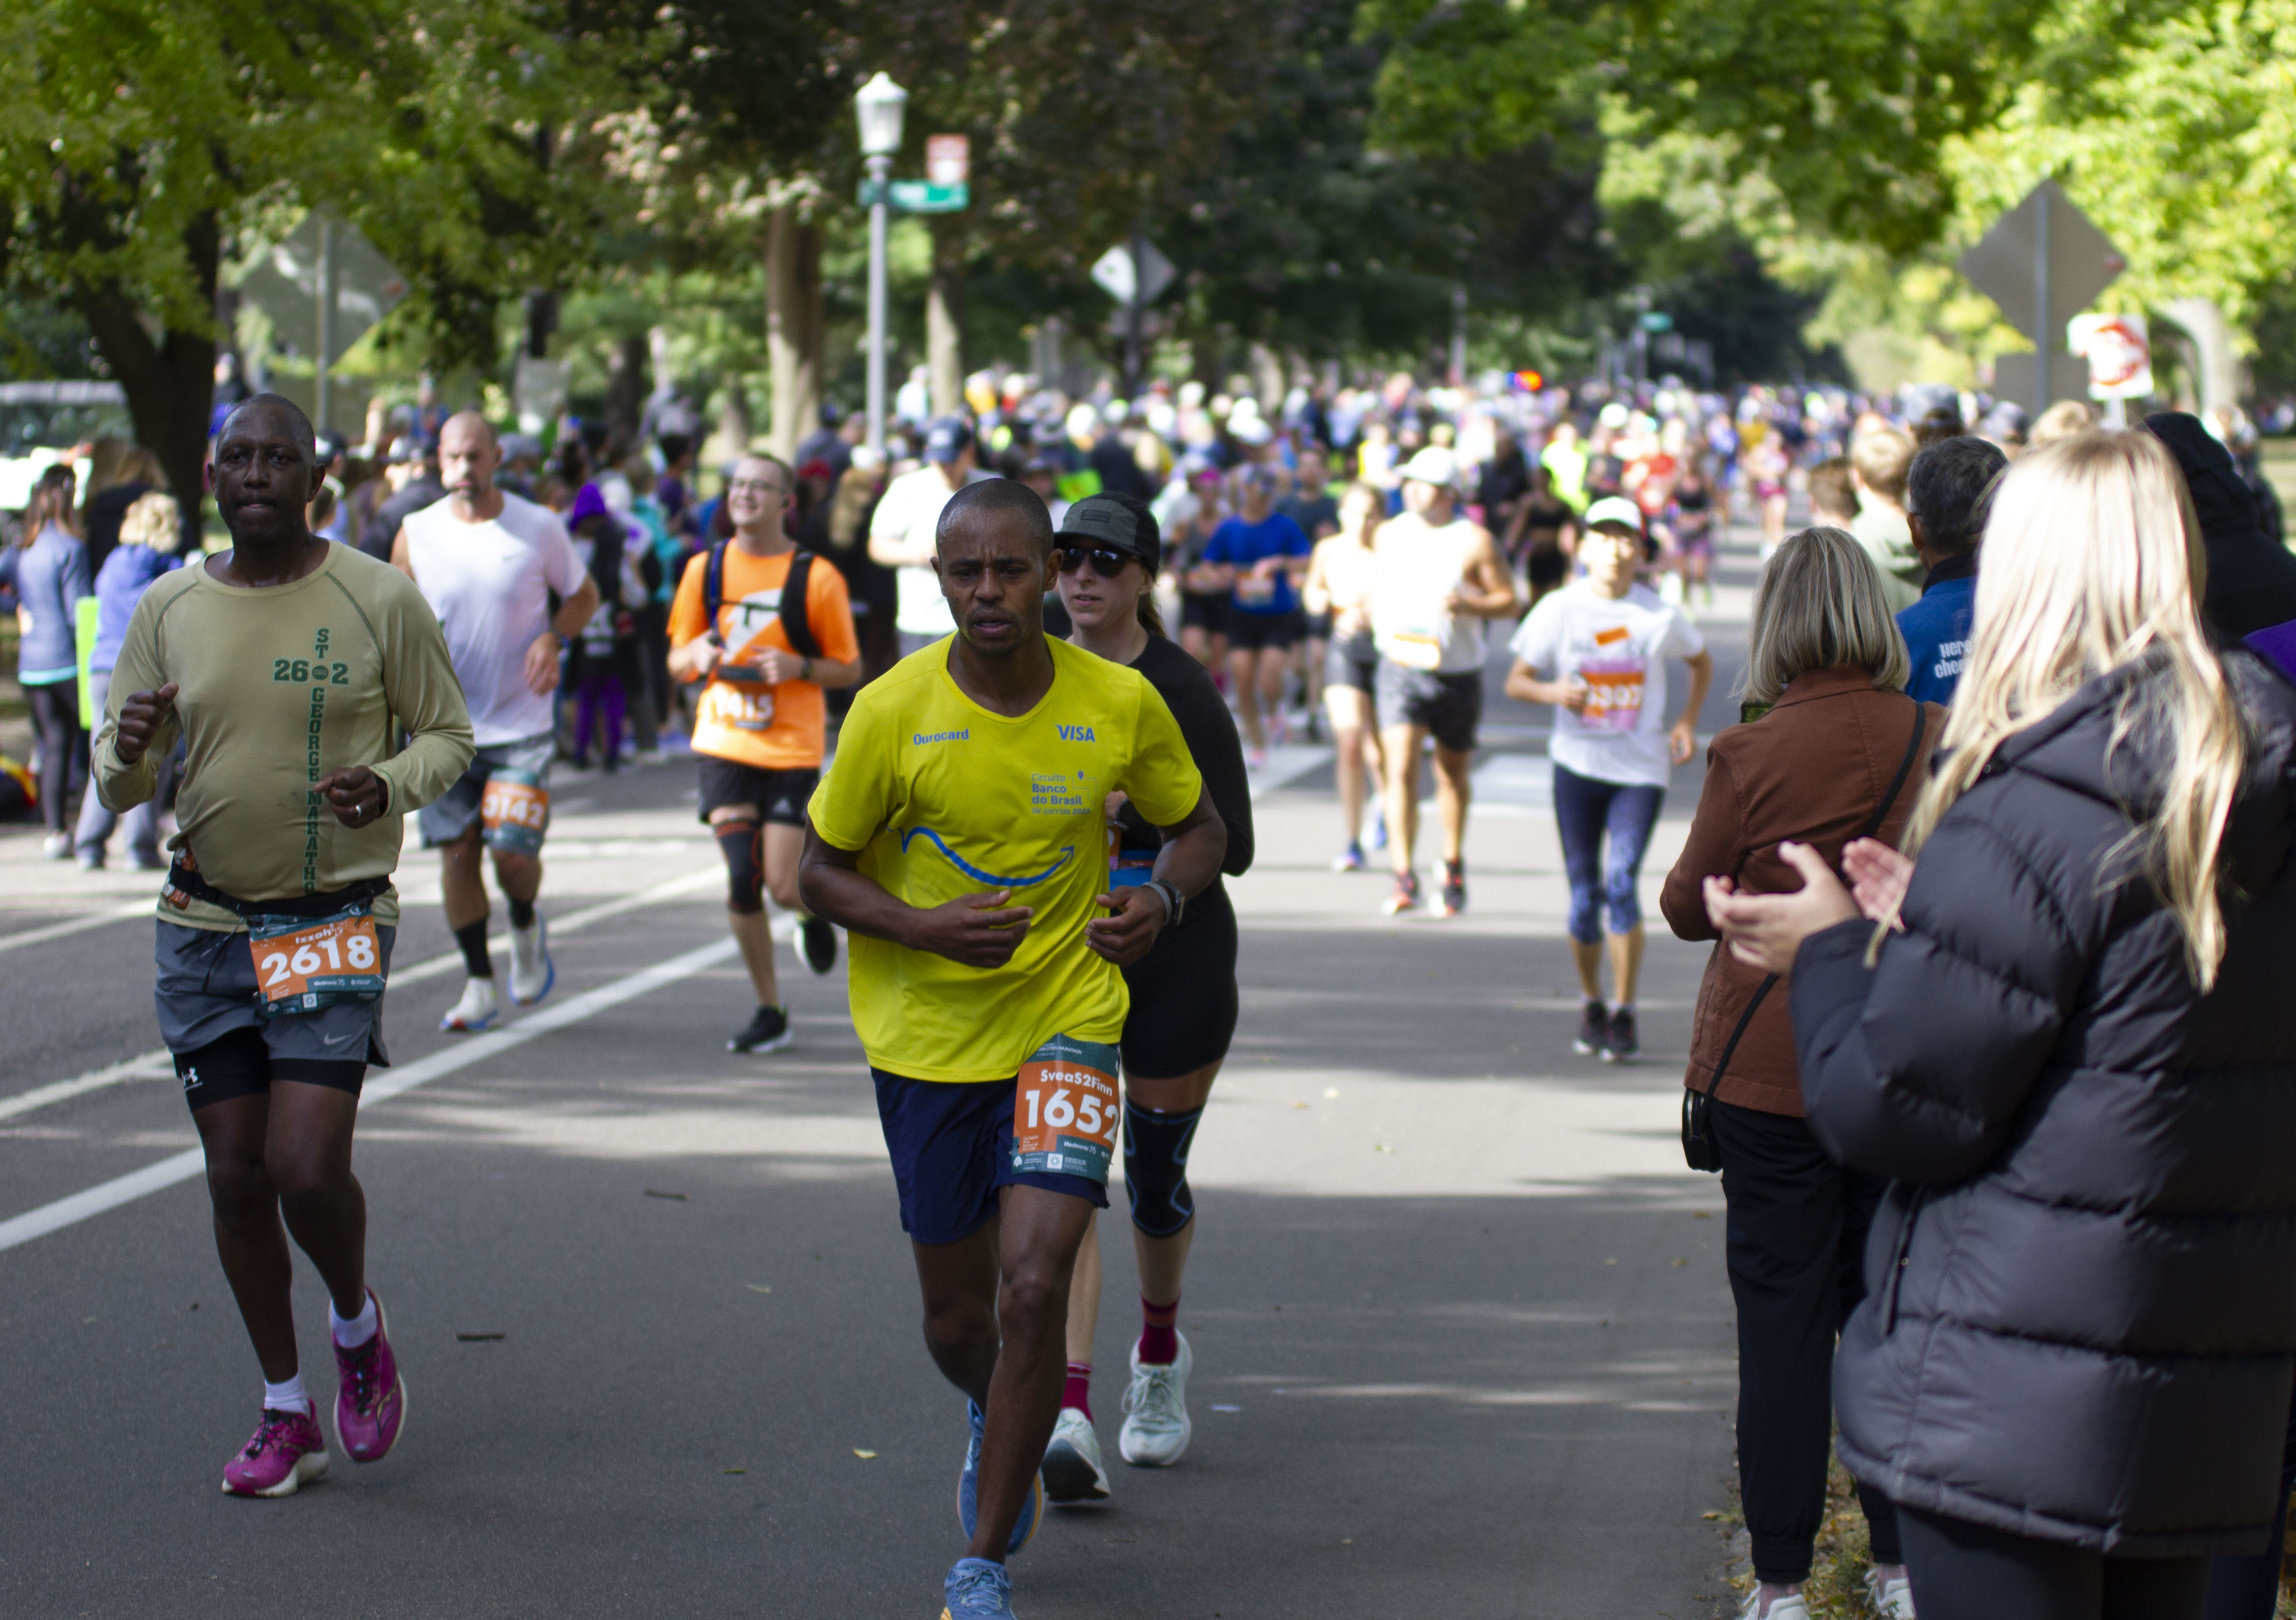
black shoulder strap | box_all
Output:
[703,540,730,645]
[1699,700,1929,1104]
[777,551,823,661]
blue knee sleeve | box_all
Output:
[1122,1101,1202,1238]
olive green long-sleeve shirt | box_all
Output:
[93,542,474,933]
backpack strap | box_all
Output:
[703,539,730,645]
[777,551,824,661]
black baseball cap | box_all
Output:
[1056,493,1160,566]
[923,416,974,465]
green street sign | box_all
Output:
[858,179,970,214]
[1637,311,1674,332]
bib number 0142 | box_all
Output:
[1010,1034,1122,1186]
[248,906,387,1017]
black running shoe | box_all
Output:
[729,1004,793,1053]
[1432,859,1466,918]
[798,914,837,976]
[1602,1006,1638,1064]
[1574,999,1608,1056]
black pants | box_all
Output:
[2203,1364,2296,1620]
[1902,1507,2208,1620]
[25,679,82,835]
[1713,1099,1899,1583]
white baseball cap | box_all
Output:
[1399,446,1460,488]
[1584,495,1644,532]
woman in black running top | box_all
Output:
[1035,492,1254,1502]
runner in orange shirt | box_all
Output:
[668,453,863,1052]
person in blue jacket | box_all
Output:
[0,465,93,855]
[1894,436,2006,706]
[72,489,182,868]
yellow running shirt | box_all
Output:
[809,635,1203,1083]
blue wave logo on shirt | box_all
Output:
[901,828,1075,887]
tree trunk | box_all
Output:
[766,202,823,464]
[604,331,648,455]
[78,210,220,552]
[927,218,966,418]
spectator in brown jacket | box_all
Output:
[1659,524,1945,1620]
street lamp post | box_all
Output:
[855,72,908,454]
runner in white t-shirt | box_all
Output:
[867,416,996,656]
[392,411,598,1033]
[1505,495,1712,1062]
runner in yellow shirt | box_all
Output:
[799,479,1226,1620]
[667,452,861,1052]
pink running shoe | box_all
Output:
[333,1288,406,1463]
[222,1406,330,1497]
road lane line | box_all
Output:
[0,934,743,1255]
[0,866,732,1123]
[0,901,157,956]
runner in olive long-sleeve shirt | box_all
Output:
[92,394,474,1500]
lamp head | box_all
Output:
[855,72,908,157]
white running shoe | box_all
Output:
[440,976,499,1033]
[1039,1407,1112,1504]
[1738,1590,1810,1620]
[1865,1569,1916,1618]
[508,914,554,1005]
[1118,1333,1192,1467]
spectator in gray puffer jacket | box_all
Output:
[1704,429,2296,1620]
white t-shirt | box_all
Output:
[1508,581,1705,788]
[402,492,588,746]
[870,465,995,635]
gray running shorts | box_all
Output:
[154,919,395,1072]
[418,732,554,849]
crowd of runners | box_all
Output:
[32,356,2296,1620]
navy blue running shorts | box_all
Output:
[871,1069,1108,1246]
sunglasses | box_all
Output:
[1055,546,1138,576]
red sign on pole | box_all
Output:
[926,135,970,188]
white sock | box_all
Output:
[330,1292,377,1348]
[264,1371,311,1415]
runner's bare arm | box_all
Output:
[1670,649,1715,764]
[798,825,1034,969]
[1086,788,1226,967]
[1503,658,1589,712]
[1449,527,1520,618]
[748,647,863,689]
[389,527,414,581]
[524,575,600,696]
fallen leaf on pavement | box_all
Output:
[644,1189,690,1201]
[853,1448,877,1460]
[456,1332,506,1342]
[747,1284,772,1294]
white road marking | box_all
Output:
[1247,745,1333,799]
[0,934,745,1254]
[0,901,158,957]
[0,866,736,1124]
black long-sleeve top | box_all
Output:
[1113,632,1253,936]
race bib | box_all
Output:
[1011,1034,1122,1186]
[1233,573,1277,609]
[1578,656,1649,733]
[1384,627,1444,671]
[480,768,549,855]
[705,685,777,733]
[249,905,385,1017]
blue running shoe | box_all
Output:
[956,1401,1045,1555]
[941,1558,1016,1620]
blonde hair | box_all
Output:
[2028,399,2094,449]
[1741,526,1910,705]
[1903,431,2244,987]
[118,490,179,550]
[1851,426,1915,503]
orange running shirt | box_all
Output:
[668,546,860,770]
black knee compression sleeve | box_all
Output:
[716,819,764,914]
[1123,1101,1203,1238]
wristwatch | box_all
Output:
[1143,876,1185,929]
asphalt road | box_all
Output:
[0,532,1764,1619]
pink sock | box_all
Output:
[1138,1295,1180,1365]
[1063,1360,1092,1421]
